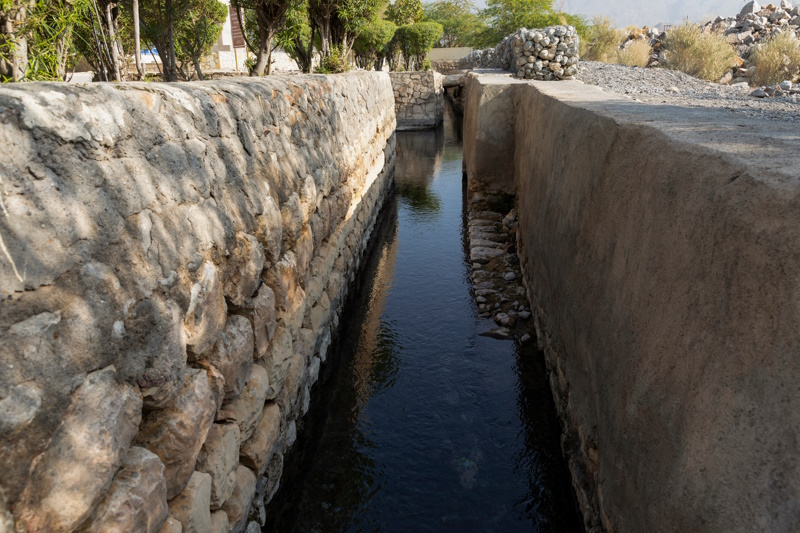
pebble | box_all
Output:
[520,333,532,344]
[504,272,517,281]
[751,88,768,98]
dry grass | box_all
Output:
[617,40,653,67]
[751,32,800,86]
[663,22,736,81]
[583,16,627,63]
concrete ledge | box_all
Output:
[465,72,800,531]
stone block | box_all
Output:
[167,471,211,533]
[263,327,293,399]
[223,233,265,307]
[256,194,283,265]
[15,367,142,533]
[224,364,269,442]
[156,517,183,533]
[185,262,227,358]
[203,315,254,402]
[240,403,281,474]
[221,466,256,533]
[125,297,187,410]
[210,511,228,533]
[262,252,298,311]
[277,354,305,415]
[195,423,240,509]
[80,446,169,533]
[135,369,217,499]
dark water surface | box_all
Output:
[263,104,582,532]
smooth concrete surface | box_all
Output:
[464,71,800,532]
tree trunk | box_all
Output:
[105,3,122,81]
[164,0,179,82]
[192,56,205,80]
[133,0,143,79]
[305,25,314,72]
[0,0,34,81]
[252,31,271,76]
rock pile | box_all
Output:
[459,25,580,80]
[467,206,534,342]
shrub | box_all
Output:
[316,45,350,73]
[583,16,626,63]
[664,22,736,81]
[392,21,442,70]
[751,31,800,86]
[353,19,396,70]
[617,39,652,67]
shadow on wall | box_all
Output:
[0,72,395,531]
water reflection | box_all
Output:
[263,102,581,533]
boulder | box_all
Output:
[240,403,282,474]
[135,369,216,499]
[15,367,142,533]
[167,471,211,533]
[79,447,169,533]
[204,315,254,402]
[195,423,240,509]
[224,364,270,441]
[221,466,257,533]
[185,262,227,359]
[740,0,761,16]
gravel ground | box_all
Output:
[578,61,800,123]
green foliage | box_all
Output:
[316,43,349,71]
[385,0,422,25]
[275,0,313,70]
[582,16,626,63]
[24,0,93,81]
[664,22,736,82]
[393,20,441,70]
[422,0,486,48]
[353,18,395,69]
[480,0,586,46]
[176,0,228,73]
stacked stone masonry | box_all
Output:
[0,72,396,532]
[388,71,444,130]
[458,26,580,81]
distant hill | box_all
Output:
[561,0,747,27]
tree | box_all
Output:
[422,0,486,48]
[275,0,314,72]
[176,0,227,80]
[0,0,36,81]
[393,20,441,70]
[385,0,422,26]
[353,18,394,70]
[232,0,293,76]
[480,0,586,45]
[134,0,192,81]
[19,0,93,81]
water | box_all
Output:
[263,103,582,532]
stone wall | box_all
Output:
[388,71,444,130]
[463,73,800,531]
[458,26,580,81]
[0,72,396,533]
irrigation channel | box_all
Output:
[263,103,582,532]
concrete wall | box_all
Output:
[389,71,444,131]
[0,72,395,533]
[464,73,800,531]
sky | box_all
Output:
[559,0,747,27]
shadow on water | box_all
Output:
[263,101,582,533]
